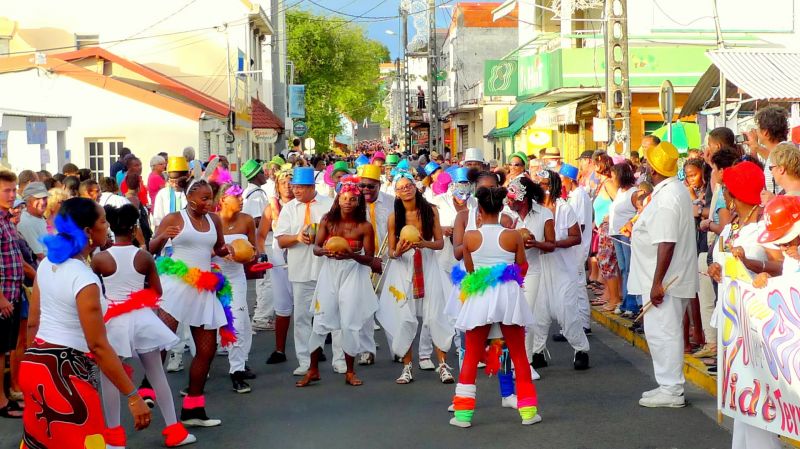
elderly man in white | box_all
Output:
[629,141,699,408]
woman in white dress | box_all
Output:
[503,176,555,362]
[446,186,538,428]
[92,204,194,448]
[296,176,380,387]
[377,171,455,384]
[530,170,591,370]
[213,184,256,394]
[706,161,782,449]
[149,179,235,428]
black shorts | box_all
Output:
[0,303,21,353]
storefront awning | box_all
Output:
[488,102,546,139]
[252,98,284,130]
[533,99,585,128]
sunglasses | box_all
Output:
[395,184,416,192]
[358,183,378,190]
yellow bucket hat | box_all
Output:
[647,141,679,177]
[167,156,189,172]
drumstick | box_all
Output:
[631,276,678,324]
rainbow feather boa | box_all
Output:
[156,257,237,346]
[450,263,524,303]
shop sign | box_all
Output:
[253,128,278,144]
[484,60,518,96]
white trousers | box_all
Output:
[532,270,590,354]
[292,280,317,369]
[643,294,689,395]
[523,272,541,361]
[272,266,294,317]
[731,420,781,449]
[227,276,252,373]
[253,275,273,323]
[357,316,377,356]
[577,265,591,330]
[697,253,716,346]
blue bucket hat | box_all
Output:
[559,163,579,181]
[424,161,441,177]
[292,167,315,185]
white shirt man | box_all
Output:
[630,158,699,407]
[243,182,269,220]
[274,190,333,374]
[151,187,184,228]
[567,186,593,261]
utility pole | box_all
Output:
[711,0,726,126]
[427,0,439,154]
[604,0,631,156]
[401,7,411,152]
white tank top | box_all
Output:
[214,233,246,279]
[172,210,217,270]
[465,205,479,231]
[471,224,515,268]
[103,245,145,302]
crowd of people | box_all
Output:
[0,105,798,447]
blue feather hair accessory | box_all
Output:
[42,214,88,264]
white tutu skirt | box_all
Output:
[308,257,378,356]
[159,275,228,330]
[106,308,179,359]
[445,281,533,332]
[376,248,454,357]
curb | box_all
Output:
[590,307,716,397]
[591,307,800,447]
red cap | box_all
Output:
[758,195,800,244]
[722,161,764,206]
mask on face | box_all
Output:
[546,160,558,169]
[451,183,472,201]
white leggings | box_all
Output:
[101,350,178,428]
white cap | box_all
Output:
[464,148,484,163]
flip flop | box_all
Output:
[0,402,23,419]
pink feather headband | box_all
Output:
[224,183,243,197]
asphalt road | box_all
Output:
[0,285,735,449]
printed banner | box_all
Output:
[718,255,800,439]
[288,85,306,119]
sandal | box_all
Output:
[590,299,606,306]
[345,372,363,386]
[396,363,413,384]
[295,372,321,388]
[0,401,23,419]
[601,303,619,312]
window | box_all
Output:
[644,121,663,135]
[87,139,123,180]
[75,34,100,50]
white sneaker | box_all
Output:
[216,347,228,356]
[522,414,543,425]
[166,352,184,373]
[333,360,347,374]
[477,361,486,369]
[447,403,455,412]
[173,433,197,447]
[501,394,518,409]
[419,358,435,370]
[449,417,471,428]
[530,366,541,381]
[641,387,662,398]
[638,391,686,408]
[292,366,309,376]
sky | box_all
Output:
[295,0,484,59]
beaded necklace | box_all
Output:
[722,204,759,253]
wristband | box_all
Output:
[126,389,138,399]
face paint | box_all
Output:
[451,182,472,201]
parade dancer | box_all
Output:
[213,184,257,393]
[296,176,381,387]
[530,170,590,370]
[356,164,394,366]
[504,176,555,363]
[273,167,334,376]
[92,205,195,448]
[260,166,295,365]
[445,186,539,428]
[149,179,237,427]
[377,171,455,384]
[151,156,191,374]
[22,198,151,448]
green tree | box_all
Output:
[287,10,390,152]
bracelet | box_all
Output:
[761,260,766,272]
[126,389,139,399]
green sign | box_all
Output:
[293,120,308,137]
[517,46,712,100]
[484,60,518,96]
